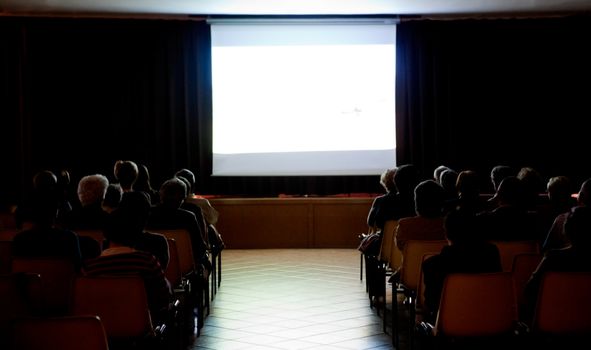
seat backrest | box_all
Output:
[400,240,447,291]
[156,229,195,276]
[511,252,543,307]
[435,272,517,337]
[11,257,77,316]
[532,271,591,335]
[71,275,154,339]
[0,240,12,274]
[378,220,398,266]
[416,252,437,313]
[11,315,109,350]
[165,238,183,287]
[0,273,42,347]
[492,240,540,272]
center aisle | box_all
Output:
[191,249,392,350]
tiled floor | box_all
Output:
[191,249,393,350]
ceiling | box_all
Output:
[1,0,591,17]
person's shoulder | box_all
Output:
[422,252,443,271]
[143,230,168,242]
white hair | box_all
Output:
[77,174,109,206]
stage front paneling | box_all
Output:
[209,197,374,249]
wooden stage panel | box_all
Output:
[210,197,373,249]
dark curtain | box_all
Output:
[396,15,591,192]
[0,17,213,207]
[4,15,590,206]
[0,17,382,207]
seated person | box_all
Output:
[109,191,170,270]
[59,174,111,260]
[147,177,208,269]
[12,193,82,269]
[14,170,59,230]
[83,207,172,323]
[367,168,398,233]
[422,209,502,323]
[60,174,110,230]
[175,168,219,226]
[395,180,447,252]
[523,205,591,321]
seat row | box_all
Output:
[362,219,591,349]
[0,224,225,349]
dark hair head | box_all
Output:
[175,169,195,193]
[414,180,445,217]
[440,169,459,194]
[103,184,123,209]
[113,160,139,190]
[456,170,480,199]
[494,176,524,206]
[159,178,187,207]
[33,170,58,192]
[133,164,154,193]
[547,176,573,202]
[491,165,515,192]
[394,164,420,196]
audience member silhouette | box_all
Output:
[448,170,487,215]
[487,165,516,209]
[113,160,139,202]
[536,176,577,242]
[12,193,82,268]
[440,168,459,204]
[102,183,122,213]
[422,209,502,323]
[175,175,209,248]
[542,178,591,252]
[517,166,547,212]
[477,176,543,242]
[367,168,398,233]
[59,174,110,231]
[104,191,170,270]
[395,179,447,251]
[523,205,591,322]
[392,164,421,221]
[58,174,111,260]
[133,164,160,205]
[175,168,219,226]
[147,177,208,269]
[433,165,452,185]
[14,170,59,230]
[83,206,172,324]
[55,169,73,222]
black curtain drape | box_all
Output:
[3,15,591,207]
[396,15,591,192]
[0,17,213,207]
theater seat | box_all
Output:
[11,315,109,350]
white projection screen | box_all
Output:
[210,20,397,176]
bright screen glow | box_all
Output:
[211,22,396,176]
